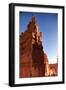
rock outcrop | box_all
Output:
[19,16,49,78]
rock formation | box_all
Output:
[19,16,49,78]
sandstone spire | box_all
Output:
[19,16,48,78]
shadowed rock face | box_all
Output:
[32,42,45,76]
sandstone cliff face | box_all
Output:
[19,16,48,78]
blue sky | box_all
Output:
[19,12,58,64]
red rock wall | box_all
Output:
[19,16,47,78]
